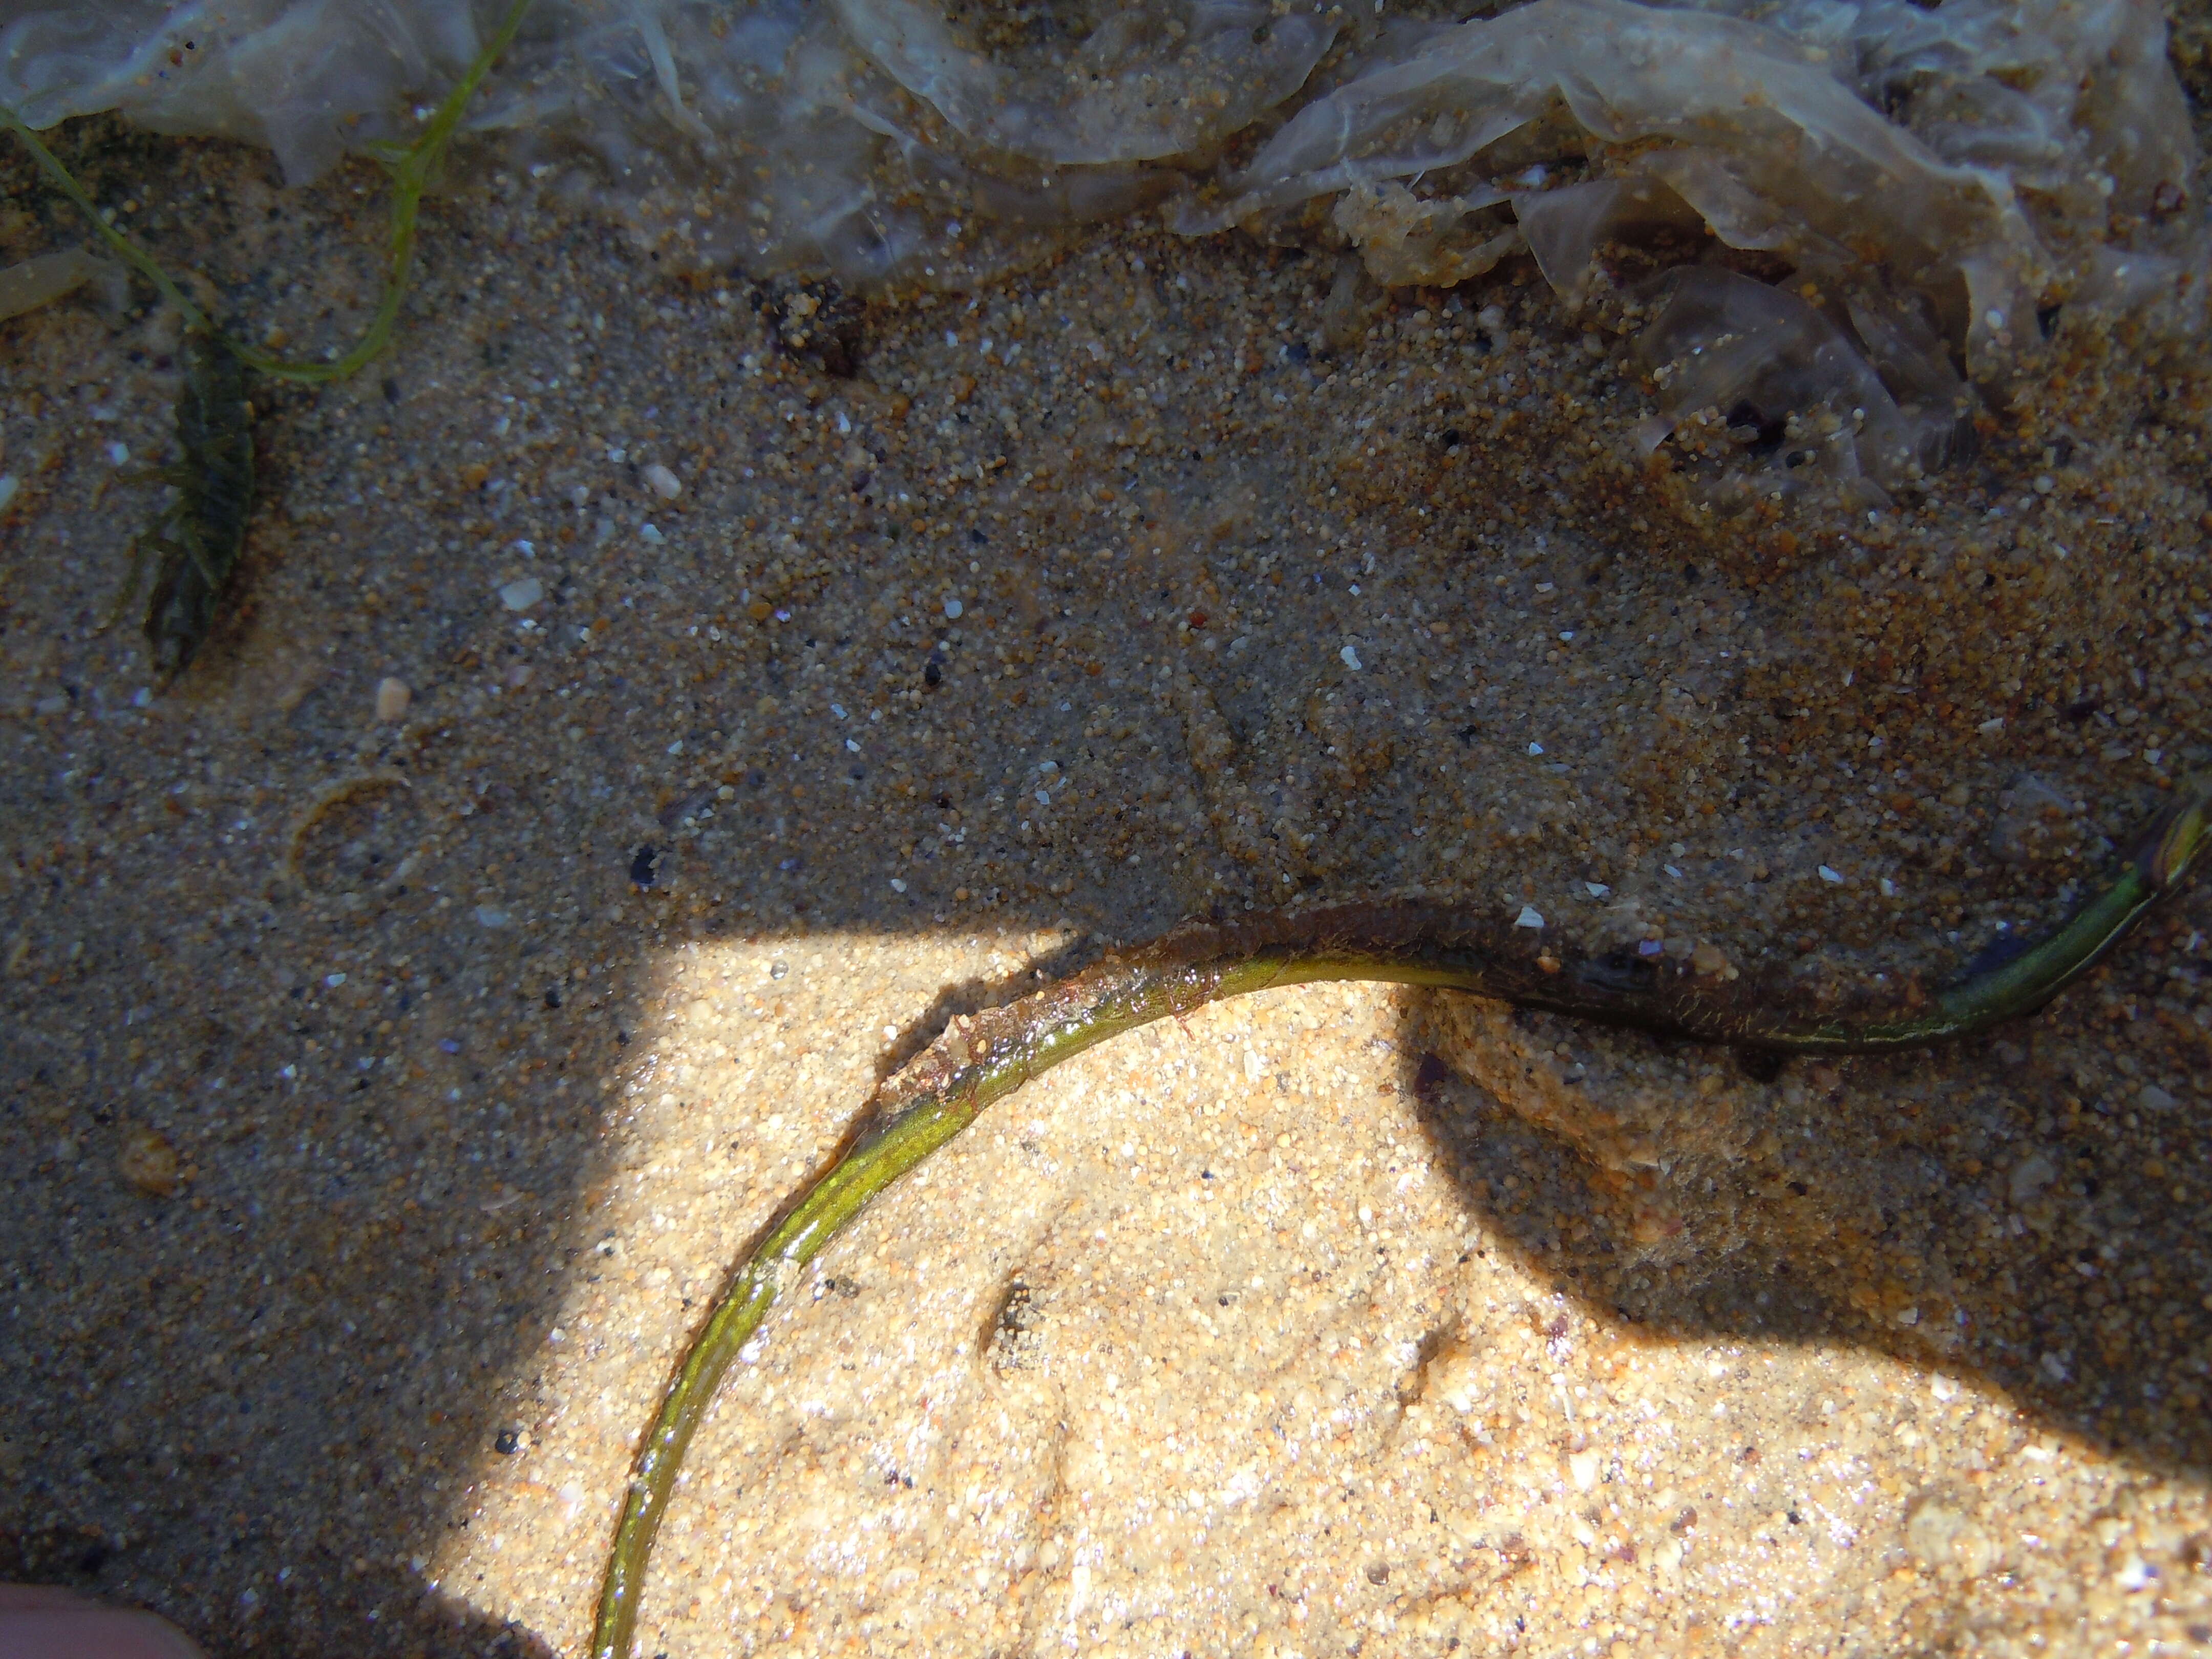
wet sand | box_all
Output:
[4,49,2212,1659]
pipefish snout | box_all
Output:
[590,774,2212,1659]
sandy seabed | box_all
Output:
[5,25,2212,1656]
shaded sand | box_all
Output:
[4,54,2212,1658]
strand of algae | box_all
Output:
[592,776,2212,1659]
[1,0,534,382]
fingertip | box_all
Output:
[0,1591,205,1659]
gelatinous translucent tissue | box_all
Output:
[1192,0,2203,374]
[0,0,1338,283]
[1629,267,1971,506]
[1195,0,2202,486]
[3,0,2203,485]
[0,241,125,321]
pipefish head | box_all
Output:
[2139,773,2212,892]
[143,538,224,684]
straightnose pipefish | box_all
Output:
[592,773,2211,1659]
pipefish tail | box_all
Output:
[591,773,2211,1659]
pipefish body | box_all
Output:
[591,774,2212,1659]
[102,330,254,683]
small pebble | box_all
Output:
[117,1124,181,1197]
[475,905,513,928]
[499,576,544,612]
[1514,904,1544,929]
[643,462,682,499]
[943,597,964,620]
[375,677,412,721]
[1818,865,1844,884]
[1341,646,1362,670]
[2137,1083,2179,1113]
[1689,941,1731,977]
[641,523,667,545]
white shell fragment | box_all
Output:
[374,677,412,721]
